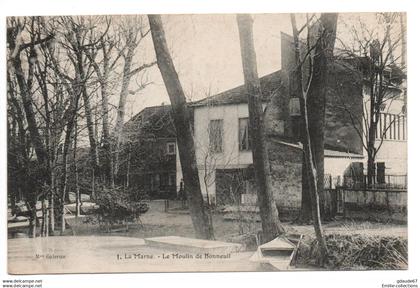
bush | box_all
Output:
[297,233,408,270]
[95,187,149,226]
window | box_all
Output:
[166,142,176,155]
[380,103,387,111]
[277,120,285,136]
[148,174,154,190]
[377,113,406,141]
[289,97,301,116]
[160,173,168,187]
[383,114,388,139]
[155,174,160,188]
[401,115,406,140]
[376,162,386,184]
[149,174,160,190]
[239,118,251,151]
[209,119,223,153]
[169,174,176,186]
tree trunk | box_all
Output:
[298,159,312,223]
[367,89,377,187]
[76,49,99,178]
[237,14,286,243]
[29,195,37,238]
[7,118,18,217]
[306,14,338,220]
[45,201,49,237]
[11,45,51,239]
[301,99,328,266]
[100,79,114,186]
[81,86,98,173]
[60,123,73,234]
[73,115,81,217]
[126,144,131,189]
[290,13,338,266]
[49,171,56,235]
[91,170,96,200]
[58,73,81,232]
[12,51,49,177]
[367,132,376,188]
[114,34,136,177]
[148,14,214,240]
[41,197,46,237]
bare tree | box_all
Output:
[236,14,286,243]
[7,17,54,237]
[113,16,156,177]
[335,13,406,187]
[7,71,31,224]
[290,13,338,265]
[50,17,103,205]
[7,15,159,237]
[47,16,99,232]
[307,14,338,219]
[83,16,117,186]
[148,14,214,240]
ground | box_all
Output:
[8,236,265,274]
[72,200,407,241]
[8,201,407,274]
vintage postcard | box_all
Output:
[6,12,408,275]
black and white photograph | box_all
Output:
[2,2,417,285]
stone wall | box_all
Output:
[325,63,364,154]
[214,140,303,213]
[280,32,364,154]
[342,188,407,223]
[215,168,254,206]
[267,140,302,210]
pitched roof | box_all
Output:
[122,104,176,141]
[190,70,285,107]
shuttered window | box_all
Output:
[239,118,251,151]
[209,119,223,153]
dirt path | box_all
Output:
[138,205,407,240]
[8,236,261,274]
[69,201,407,242]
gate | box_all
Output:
[323,174,344,216]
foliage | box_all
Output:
[95,187,149,225]
[297,233,408,269]
[7,16,156,236]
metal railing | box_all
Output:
[342,174,407,190]
[323,174,342,189]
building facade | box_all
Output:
[173,33,406,209]
[128,33,406,208]
[122,105,178,200]
[183,69,364,208]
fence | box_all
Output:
[337,188,407,222]
[342,174,407,190]
[324,174,342,189]
[322,174,407,222]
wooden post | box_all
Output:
[329,175,332,189]
[164,199,169,213]
[343,189,347,219]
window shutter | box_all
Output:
[289,97,301,116]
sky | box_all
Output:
[7,12,400,146]
[123,14,293,119]
[122,12,400,121]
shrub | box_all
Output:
[95,187,149,226]
[297,233,408,270]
